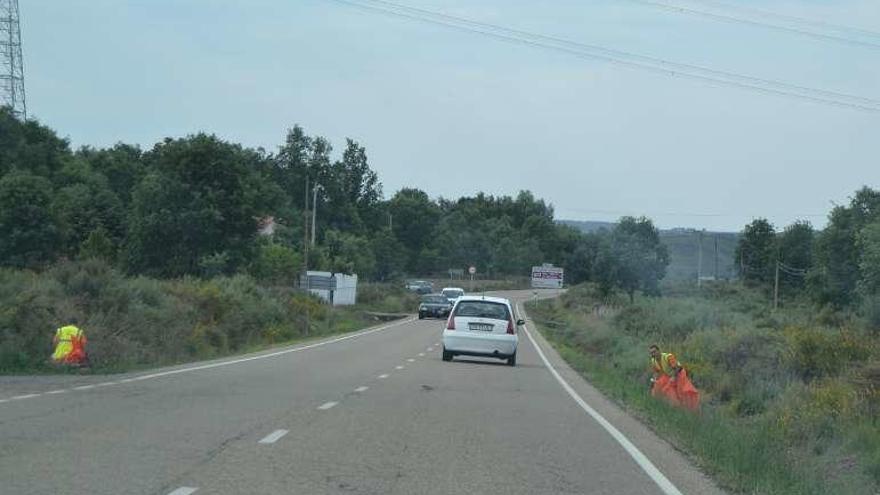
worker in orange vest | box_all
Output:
[52,320,89,366]
[649,344,699,411]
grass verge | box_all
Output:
[0,259,417,374]
[527,284,879,495]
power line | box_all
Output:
[323,0,880,113]
[358,0,880,107]
[689,0,880,41]
[626,0,880,50]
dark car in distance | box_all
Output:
[406,280,434,295]
[418,294,453,319]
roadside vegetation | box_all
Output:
[527,187,880,494]
[0,259,419,373]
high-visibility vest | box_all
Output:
[52,325,84,362]
[651,352,679,376]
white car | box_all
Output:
[442,295,523,366]
[441,287,465,305]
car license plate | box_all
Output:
[469,323,494,332]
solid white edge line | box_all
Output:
[121,318,415,384]
[318,401,338,410]
[0,318,416,407]
[167,487,198,495]
[45,389,67,395]
[517,303,684,495]
[258,429,289,444]
[10,393,40,400]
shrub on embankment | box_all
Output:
[528,283,880,495]
[0,259,415,373]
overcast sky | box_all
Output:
[20,0,880,231]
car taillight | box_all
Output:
[506,319,515,335]
[446,316,456,330]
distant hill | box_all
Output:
[559,220,616,233]
[559,220,740,282]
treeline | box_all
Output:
[0,107,674,294]
[736,186,880,313]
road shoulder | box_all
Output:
[519,303,727,495]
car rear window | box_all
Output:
[422,296,448,304]
[454,301,510,320]
[443,289,464,298]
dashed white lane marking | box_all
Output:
[517,303,683,495]
[167,488,199,495]
[395,365,405,370]
[10,393,40,400]
[354,386,369,393]
[418,353,425,357]
[407,358,415,362]
[46,389,67,395]
[318,401,338,410]
[258,429,289,444]
[1,318,417,405]
[427,347,433,351]
[378,374,390,379]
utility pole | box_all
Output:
[697,230,704,287]
[302,176,310,335]
[714,234,719,280]
[310,184,318,247]
[0,0,26,119]
[773,260,780,310]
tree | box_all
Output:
[51,165,125,258]
[323,229,376,277]
[776,221,813,290]
[736,218,776,285]
[250,240,302,285]
[565,234,601,284]
[76,144,145,205]
[0,172,60,268]
[0,107,71,178]
[79,226,116,261]
[372,230,406,281]
[318,139,383,234]
[810,188,880,307]
[857,221,880,296]
[388,188,440,272]
[125,134,279,277]
[610,216,669,301]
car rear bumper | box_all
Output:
[419,307,450,317]
[442,330,517,357]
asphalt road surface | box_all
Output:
[0,290,724,495]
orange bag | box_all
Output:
[64,334,88,365]
[675,369,700,412]
[652,370,700,412]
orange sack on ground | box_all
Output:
[649,347,700,412]
[652,370,700,411]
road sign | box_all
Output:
[468,266,476,275]
[531,265,564,289]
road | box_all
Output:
[0,290,723,495]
